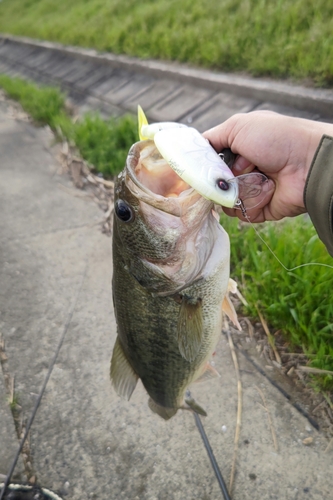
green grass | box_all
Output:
[0,0,333,85]
[1,75,332,389]
[0,75,137,176]
[74,114,137,177]
[0,74,69,129]
[222,215,333,388]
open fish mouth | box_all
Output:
[126,141,195,201]
[113,138,218,296]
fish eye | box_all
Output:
[216,179,230,191]
[115,199,134,222]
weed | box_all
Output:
[0,75,69,128]
[223,215,333,387]
[74,113,137,176]
[8,392,20,412]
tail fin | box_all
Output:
[148,398,178,420]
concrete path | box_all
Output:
[1,88,333,499]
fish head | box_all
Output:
[113,140,227,295]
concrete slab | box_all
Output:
[44,59,78,80]
[0,43,34,63]
[0,67,21,78]
[14,47,45,65]
[91,69,133,97]
[74,67,115,92]
[4,60,35,81]
[7,63,39,83]
[182,92,259,132]
[126,79,180,113]
[0,61,11,73]
[0,42,12,57]
[51,58,94,83]
[61,64,95,85]
[103,73,155,105]
[253,101,321,120]
[32,52,66,72]
[147,84,214,122]
[75,95,123,119]
[25,50,56,71]
[0,42,23,59]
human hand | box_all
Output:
[204,111,333,222]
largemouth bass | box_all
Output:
[110,139,240,420]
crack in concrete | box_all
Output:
[0,334,36,483]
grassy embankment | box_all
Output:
[0,0,333,86]
[1,76,332,390]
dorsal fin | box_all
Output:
[137,105,149,140]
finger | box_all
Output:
[221,202,267,223]
[222,205,266,223]
[203,122,231,152]
[232,156,255,175]
[222,206,238,217]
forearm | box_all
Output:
[304,135,333,257]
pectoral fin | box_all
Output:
[110,336,138,400]
[222,294,241,330]
[194,362,221,383]
[177,296,203,362]
[222,279,242,330]
[228,278,238,294]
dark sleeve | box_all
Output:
[304,135,333,257]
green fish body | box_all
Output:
[111,140,238,419]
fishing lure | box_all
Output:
[138,105,269,211]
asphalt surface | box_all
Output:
[0,36,333,500]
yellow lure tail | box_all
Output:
[138,105,149,140]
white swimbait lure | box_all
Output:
[138,105,269,211]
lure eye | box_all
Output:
[115,199,134,222]
[216,179,230,191]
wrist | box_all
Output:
[305,122,333,174]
